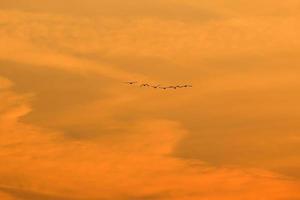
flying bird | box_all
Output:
[181,85,192,88]
[151,85,160,89]
[140,83,150,87]
[124,81,137,85]
[123,81,192,91]
[168,86,178,89]
[175,85,184,88]
[159,86,168,90]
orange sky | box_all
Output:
[1,1,300,200]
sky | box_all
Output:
[1,0,300,199]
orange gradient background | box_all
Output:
[1,1,300,199]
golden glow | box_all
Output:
[1,1,300,199]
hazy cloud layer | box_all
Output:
[1,1,300,199]
[1,77,300,200]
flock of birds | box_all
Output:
[124,81,192,90]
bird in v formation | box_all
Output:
[124,81,137,85]
[124,81,192,90]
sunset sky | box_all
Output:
[1,1,300,200]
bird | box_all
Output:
[159,86,168,90]
[151,85,160,89]
[175,85,184,88]
[168,86,178,89]
[181,85,192,88]
[123,81,192,90]
[124,81,137,85]
[140,83,150,87]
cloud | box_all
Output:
[1,9,300,87]
[0,76,300,200]
[0,0,220,20]
[1,7,300,178]
[1,0,300,19]
[0,186,78,200]
[1,3,300,199]
[0,192,16,200]
[1,10,300,68]
[0,11,148,82]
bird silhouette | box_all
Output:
[175,85,184,88]
[181,85,192,88]
[159,86,168,90]
[124,81,192,90]
[168,86,178,89]
[124,81,137,85]
[151,85,160,89]
[140,83,150,87]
